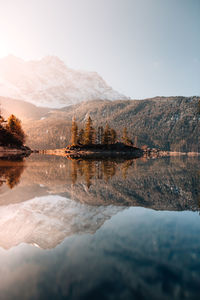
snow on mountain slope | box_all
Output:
[0,195,124,249]
[0,55,128,108]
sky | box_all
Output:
[0,0,199,99]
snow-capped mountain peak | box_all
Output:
[0,55,129,108]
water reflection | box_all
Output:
[0,155,200,299]
[1,155,199,210]
[69,158,137,187]
[0,155,199,249]
[67,156,200,211]
[0,160,25,189]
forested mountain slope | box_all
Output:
[21,96,200,151]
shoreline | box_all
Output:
[1,145,199,160]
[0,146,32,159]
[34,149,200,160]
[39,148,143,159]
[39,148,200,159]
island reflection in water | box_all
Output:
[69,158,138,187]
[0,154,200,300]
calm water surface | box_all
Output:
[0,154,199,300]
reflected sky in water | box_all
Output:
[0,155,199,300]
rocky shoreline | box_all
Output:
[0,146,32,159]
[39,143,144,159]
[2,143,198,160]
[39,146,200,160]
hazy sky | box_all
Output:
[0,0,199,98]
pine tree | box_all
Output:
[122,127,133,145]
[84,116,95,145]
[71,117,78,145]
[6,114,25,145]
[110,128,117,144]
[102,123,109,145]
[103,123,113,145]
[77,128,84,145]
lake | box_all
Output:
[0,154,199,300]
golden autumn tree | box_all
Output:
[102,123,111,145]
[6,114,25,145]
[71,117,78,145]
[110,128,117,144]
[77,128,85,145]
[122,127,133,145]
[84,116,95,145]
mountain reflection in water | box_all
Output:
[0,154,199,300]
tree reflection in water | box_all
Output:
[69,158,138,187]
[0,159,25,189]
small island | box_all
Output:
[0,113,31,158]
[46,116,144,159]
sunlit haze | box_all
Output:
[0,0,199,98]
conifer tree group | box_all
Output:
[70,116,133,146]
[6,114,26,144]
[0,112,26,146]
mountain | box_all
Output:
[0,96,49,121]
[0,55,128,108]
[22,96,199,152]
[0,96,199,151]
